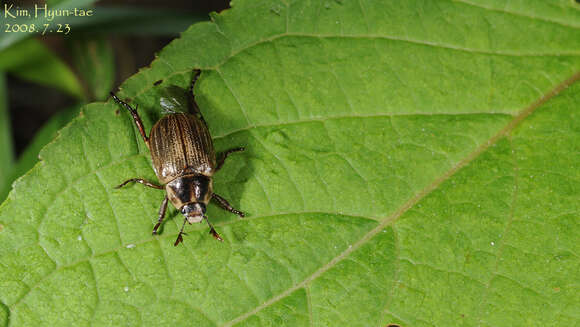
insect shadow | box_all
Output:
[191,72,256,241]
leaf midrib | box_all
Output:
[220,71,580,327]
[211,112,512,139]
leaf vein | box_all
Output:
[212,112,514,140]
[124,33,579,103]
[454,0,580,29]
[220,70,580,327]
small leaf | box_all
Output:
[0,73,14,198]
[0,39,83,99]
[0,1,579,326]
[71,37,115,101]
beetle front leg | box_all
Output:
[205,216,223,241]
[212,193,245,217]
[110,93,150,147]
[153,195,169,235]
[115,178,163,190]
[174,218,187,246]
[215,147,245,171]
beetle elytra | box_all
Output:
[110,70,245,246]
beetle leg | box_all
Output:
[215,147,245,171]
[174,218,188,246]
[110,93,150,147]
[152,195,169,235]
[190,69,201,95]
[189,70,208,125]
[115,178,163,190]
[173,216,223,246]
[212,193,245,217]
[205,216,223,241]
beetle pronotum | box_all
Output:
[110,70,245,246]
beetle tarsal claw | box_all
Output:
[210,229,223,242]
[174,234,184,246]
[152,222,161,234]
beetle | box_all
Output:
[110,70,245,246]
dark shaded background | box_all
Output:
[7,0,229,155]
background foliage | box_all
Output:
[1,0,579,326]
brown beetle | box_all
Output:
[110,70,244,246]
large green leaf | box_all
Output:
[1,0,579,326]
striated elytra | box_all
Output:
[110,70,245,246]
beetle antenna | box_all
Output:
[174,218,188,246]
[204,216,223,241]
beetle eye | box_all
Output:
[181,205,192,214]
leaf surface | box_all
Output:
[1,1,579,326]
[0,105,81,203]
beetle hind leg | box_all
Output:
[212,193,245,218]
[216,147,245,171]
[110,92,150,147]
[188,70,206,122]
[115,178,163,190]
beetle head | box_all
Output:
[166,175,213,224]
[181,202,206,223]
